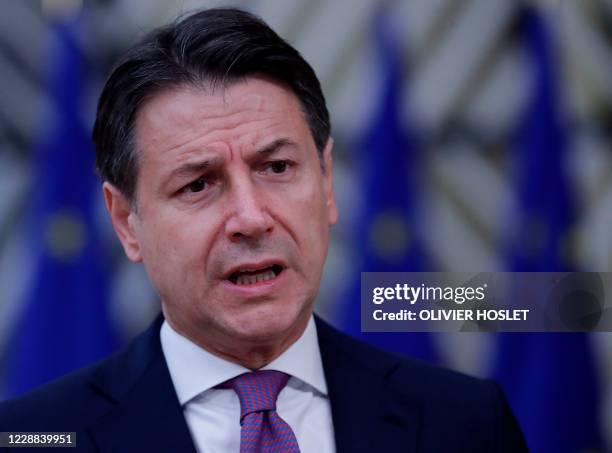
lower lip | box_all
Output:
[221,269,288,296]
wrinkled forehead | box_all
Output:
[133,76,311,153]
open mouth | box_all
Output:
[228,264,284,286]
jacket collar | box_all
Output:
[87,314,196,453]
[315,316,422,453]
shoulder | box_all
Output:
[315,316,526,451]
[318,316,496,404]
[0,359,113,431]
[0,316,162,432]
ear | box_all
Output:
[321,137,338,226]
[102,182,143,262]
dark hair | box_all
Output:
[93,7,330,202]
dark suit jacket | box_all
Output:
[0,315,527,452]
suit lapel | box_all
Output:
[87,315,196,453]
[316,317,422,453]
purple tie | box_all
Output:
[219,370,301,453]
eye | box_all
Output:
[183,177,208,193]
[263,160,293,175]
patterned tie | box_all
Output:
[219,370,301,453]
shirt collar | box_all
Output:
[160,316,328,405]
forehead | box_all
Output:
[133,78,312,155]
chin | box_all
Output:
[224,306,308,343]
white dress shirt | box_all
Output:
[160,316,336,453]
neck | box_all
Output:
[211,341,294,370]
[164,311,310,370]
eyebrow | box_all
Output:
[254,138,299,157]
[164,157,221,185]
[164,138,298,185]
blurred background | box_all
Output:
[0,0,611,451]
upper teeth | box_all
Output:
[235,269,276,285]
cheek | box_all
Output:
[136,211,211,282]
[282,182,330,263]
[138,215,177,257]
[137,226,180,293]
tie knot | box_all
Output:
[219,370,290,419]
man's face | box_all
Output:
[105,78,337,356]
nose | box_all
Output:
[224,177,274,240]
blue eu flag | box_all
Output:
[338,7,438,363]
[4,16,118,398]
[491,7,602,452]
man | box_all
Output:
[0,8,526,452]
